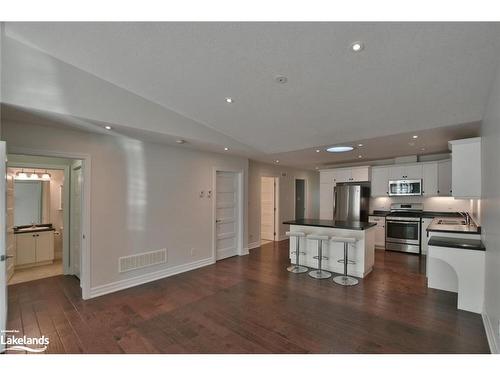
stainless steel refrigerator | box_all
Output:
[333,183,370,222]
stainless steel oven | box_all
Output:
[388,179,422,196]
[385,216,421,254]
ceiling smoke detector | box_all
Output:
[275,75,288,84]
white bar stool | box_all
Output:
[285,231,308,273]
[331,236,359,286]
[306,234,332,279]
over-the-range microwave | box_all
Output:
[388,179,422,196]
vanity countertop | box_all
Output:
[14,224,55,234]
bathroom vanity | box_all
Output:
[14,225,55,269]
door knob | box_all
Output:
[0,255,14,262]
[216,219,222,223]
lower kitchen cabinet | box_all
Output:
[421,218,434,255]
[368,215,385,249]
[15,231,55,267]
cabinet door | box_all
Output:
[404,164,423,179]
[319,170,335,184]
[333,169,351,183]
[438,159,452,196]
[351,167,370,182]
[421,218,434,255]
[319,183,334,220]
[422,163,438,196]
[388,165,405,180]
[36,231,54,263]
[369,216,386,248]
[15,233,36,265]
[371,167,389,196]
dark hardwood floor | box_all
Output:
[6,241,490,354]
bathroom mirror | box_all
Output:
[14,180,50,226]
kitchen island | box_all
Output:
[283,219,376,278]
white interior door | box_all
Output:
[215,171,239,260]
[260,177,275,241]
[0,142,8,352]
[70,161,82,278]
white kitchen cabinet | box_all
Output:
[319,170,335,184]
[333,168,352,183]
[422,162,438,196]
[368,215,386,249]
[371,166,389,197]
[449,137,481,198]
[389,164,422,180]
[319,183,334,220]
[15,230,54,267]
[420,218,434,255]
[437,159,452,196]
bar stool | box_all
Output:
[285,231,308,273]
[306,234,332,279]
[331,236,359,286]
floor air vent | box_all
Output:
[119,249,167,273]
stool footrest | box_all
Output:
[337,259,356,265]
[313,256,329,260]
[291,251,306,255]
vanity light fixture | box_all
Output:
[326,146,354,153]
[41,170,52,181]
[15,170,29,180]
[30,171,39,180]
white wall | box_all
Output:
[2,119,249,293]
[248,160,319,246]
[480,59,500,353]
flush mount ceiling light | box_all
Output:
[412,135,419,139]
[358,143,364,147]
[326,146,354,153]
[104,125,112,130]
[176,139,186,144]
[315,149,321,153]
[225,97,233,104]
[224,147,229,151]
[275,75,288,84]
[351,41,364,52]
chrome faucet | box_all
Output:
[461,212,471,225]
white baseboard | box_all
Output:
[240,247,250,256]
[482,313,500,354]
[278,235,288,242]
[248,241,261,250]
[89,257,215,299]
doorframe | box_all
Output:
[212,167,244,261]
[260,176,279,242]
[293,177,308,220]
[6,160,71,275]
[8,147,92,300]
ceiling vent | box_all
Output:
[275,75,288,84]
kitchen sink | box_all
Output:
[437,219,467,225]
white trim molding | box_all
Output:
[248,241,261,250]
[482,313,500,354]
[90,257,215,299]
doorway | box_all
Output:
[5,155,84,289]
[260,176,278,244]
[295,179,306,220]
[214,169,243,261]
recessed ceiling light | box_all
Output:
[315,166,319,170]
[326,146,354,153]
[358,155,363,159]
[412,135,419,139]
[315,149,320,153]
[275,75,288,84]
[176,139,186,144]
[224,147,229,151]
[275,160,280,163]
[351,41,364,52]
[104,125,112,130]
[358,143,363,147]
[225,97,233,104]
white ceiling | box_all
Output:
[4,22,500,168]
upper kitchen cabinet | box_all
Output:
[371,166,390,197]
[449,137,481,198]
[422,162,438,196]
[333,166,370,183]
[437,159,452,196]
[388,163,422,180]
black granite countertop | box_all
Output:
[283,219,376,230]
[369,211,464,218]
[428,236,485,251]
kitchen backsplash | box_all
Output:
[371,196,480,217]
